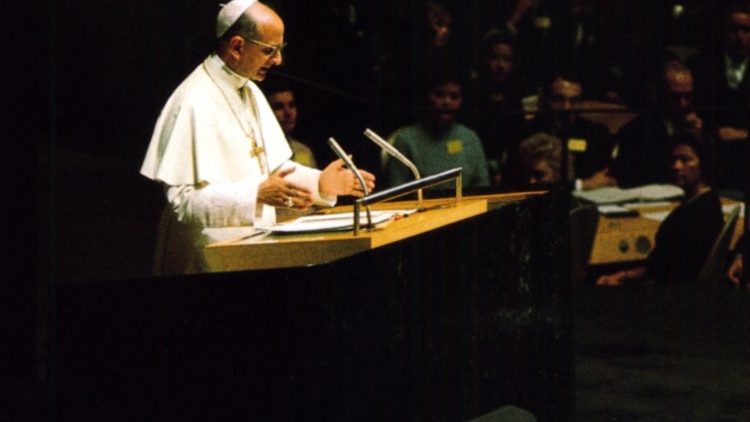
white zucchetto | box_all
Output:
[216,0,257,38]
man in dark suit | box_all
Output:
[612,60,706,188]
[689,2,750,191]
[525,74,616,190]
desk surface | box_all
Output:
[204,191,545,272]
[590,198,744,266]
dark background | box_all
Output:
[42,0,533,283]
[23,1,749,420]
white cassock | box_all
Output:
[141,54,334,275]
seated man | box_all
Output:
[689,3,750,191]
[524,74,616,190]
[689,3,750,143]
[597,133,724,285]
[612,60,706,187]
[384,63,490,189]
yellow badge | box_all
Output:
[534,16,551,29]
[567,138,587,152]
[446,139,463,154]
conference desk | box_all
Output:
[589,198,745,266]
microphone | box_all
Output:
[363,128,423,206]
[327,137,373,228]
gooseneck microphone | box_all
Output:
[363,128,423,206]
[327,137,372,228]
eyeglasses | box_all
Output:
[244,37,287,57]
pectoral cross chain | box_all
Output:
[249,142,265,158]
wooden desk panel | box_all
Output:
[203,192,546,272]
[589,200,744,266]
[50,190,573,421]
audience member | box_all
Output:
[516,132,562,185]
[606,2,674,107]
[524,75,616,190]
[550,0,620,101]
[612,60,706,187]
[688,2,750,191]
[469,28,527,186]
[689,2,750,142]
[597,133,724,285]
[264,83,318,168]
[481,0,621,101]
[384,63,490,189]
[495,0,557,93]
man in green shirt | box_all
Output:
[384,66,490,188]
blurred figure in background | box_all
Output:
[597,133,723,286]
[689,2,750,142]
[384,62,489,189]
[516,131,562,185]
[612,60,706,187]
[264,82,318,168]
[469,28,527,186]
[524,74,616,190]
[689,2,750,192]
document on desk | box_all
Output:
[722,203,745,218]
[641,210,672,222]
[597,204,639,217]
[262,209,418,234]
[574,184,684,205]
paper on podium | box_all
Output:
[260,209,418,234]
[574,184,684,205]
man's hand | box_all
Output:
[727,254,743,288]
[717,126,749,141]
[596,271,626,286]
[257,167,313,210]
[319,158,376,198]
[582,167,617,190]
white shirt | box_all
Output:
[725,53,749,90]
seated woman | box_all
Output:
[516,132,563,185]
[596,134,725,285]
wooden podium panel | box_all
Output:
[51,190,573,421]
[204,192,546,272]
[204,198,487,272]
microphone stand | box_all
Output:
[327,137,373,230]
[363,128,424,208]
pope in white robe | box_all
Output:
[140,1,374,275]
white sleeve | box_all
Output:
[276,161,337,207]
[165,181,260,228]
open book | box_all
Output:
[573,184,684,205]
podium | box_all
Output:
[52,190,573,421]
[204,197,489,272]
